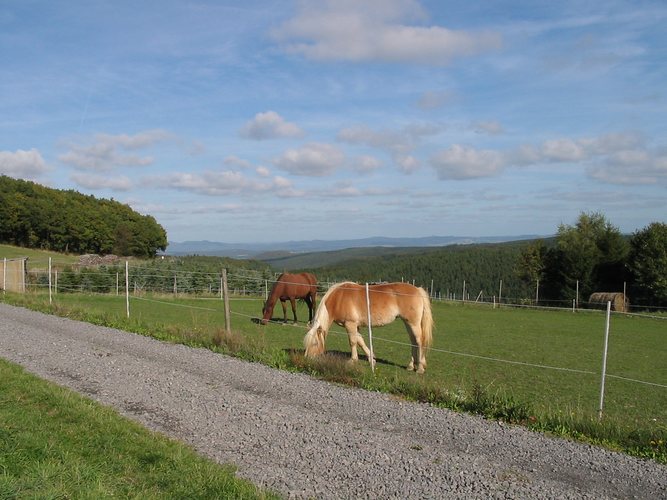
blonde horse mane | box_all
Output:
[304,282,349,356]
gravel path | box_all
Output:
[1,303,665,499]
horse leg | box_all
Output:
[405,322,425,373]
[290,297,297,323]
[305,295,314,325]
[280,299,288,322]
[345,323,375,368]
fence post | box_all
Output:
[462,280,466,303]
[365,283,375,373]
[222,269,231,334]
[598,301,612,420]
[498,279,503,307]
[48,257,52,304]
[2,258,5,293]
[125,261,130,318]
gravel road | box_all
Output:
[1,303,665,499]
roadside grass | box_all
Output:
[0,243,80,267]
[2,290,665,464]
[0,358,277,499]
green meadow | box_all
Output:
[0,358,277,499]
[3,288,665,464]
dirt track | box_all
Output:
[1,303,665,499]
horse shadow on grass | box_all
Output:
[284,348,402,369]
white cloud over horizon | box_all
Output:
[0,149,50,179]
[239,111,304,140]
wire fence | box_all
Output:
[2,258,666,423]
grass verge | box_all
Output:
[0,358,277,499]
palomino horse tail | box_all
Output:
[419,287,434,350]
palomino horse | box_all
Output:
[304,282,434,373]
[261,272,317,325]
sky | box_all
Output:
[1,0,666,244]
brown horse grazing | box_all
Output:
[261,272,317,325]
[304,282,434,373]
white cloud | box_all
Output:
[416,90,456,110]
[256,166,271,177]
[338,124,441,153]
[70,173,132,191]
[430,144,504,179]
[0,149,50,178]
[473,121,505,135]
[143,169,299,196]
[429,132,665,186]
[239,111,304,140]
[273,142,344,176]
[588,149,667,185]
[396,155,420,174]
[224,155,254,169]
[272,0,501,65]
[59,129,172,171]
[353,155,382,173]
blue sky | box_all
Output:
[1,0,666,243]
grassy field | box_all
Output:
[3,289,665,463]
[0,243,80,267]
[0,358,276,499]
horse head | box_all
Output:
[304,321,327,357]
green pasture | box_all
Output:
[0,291,667,461]
[0,358,276,499]
[7,290,666,437]
[0,243,80,267]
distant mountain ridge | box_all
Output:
[166,235,544,258]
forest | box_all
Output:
[312,213,667,308]
[0,176,167,258]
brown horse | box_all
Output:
[304,281,434,373]
[261,272,317,325]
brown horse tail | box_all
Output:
[419,287,434,350]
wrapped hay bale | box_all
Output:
[588,292,629,312]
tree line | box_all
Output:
[517,213,667,308]
[0,176,167,258]
[310,213,667,308]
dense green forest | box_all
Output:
[0,176,167,258]
[310,242,536,302]
[310,214,667,308]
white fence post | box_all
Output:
[598,301,612,420]
[48,257,52,304]
[125,261,130,318]
[222,269,231,334]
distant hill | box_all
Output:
[166,235,545,260]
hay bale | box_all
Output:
[588,292,629,312]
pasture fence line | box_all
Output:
[12,259,667,323]
[3,263,666,426]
